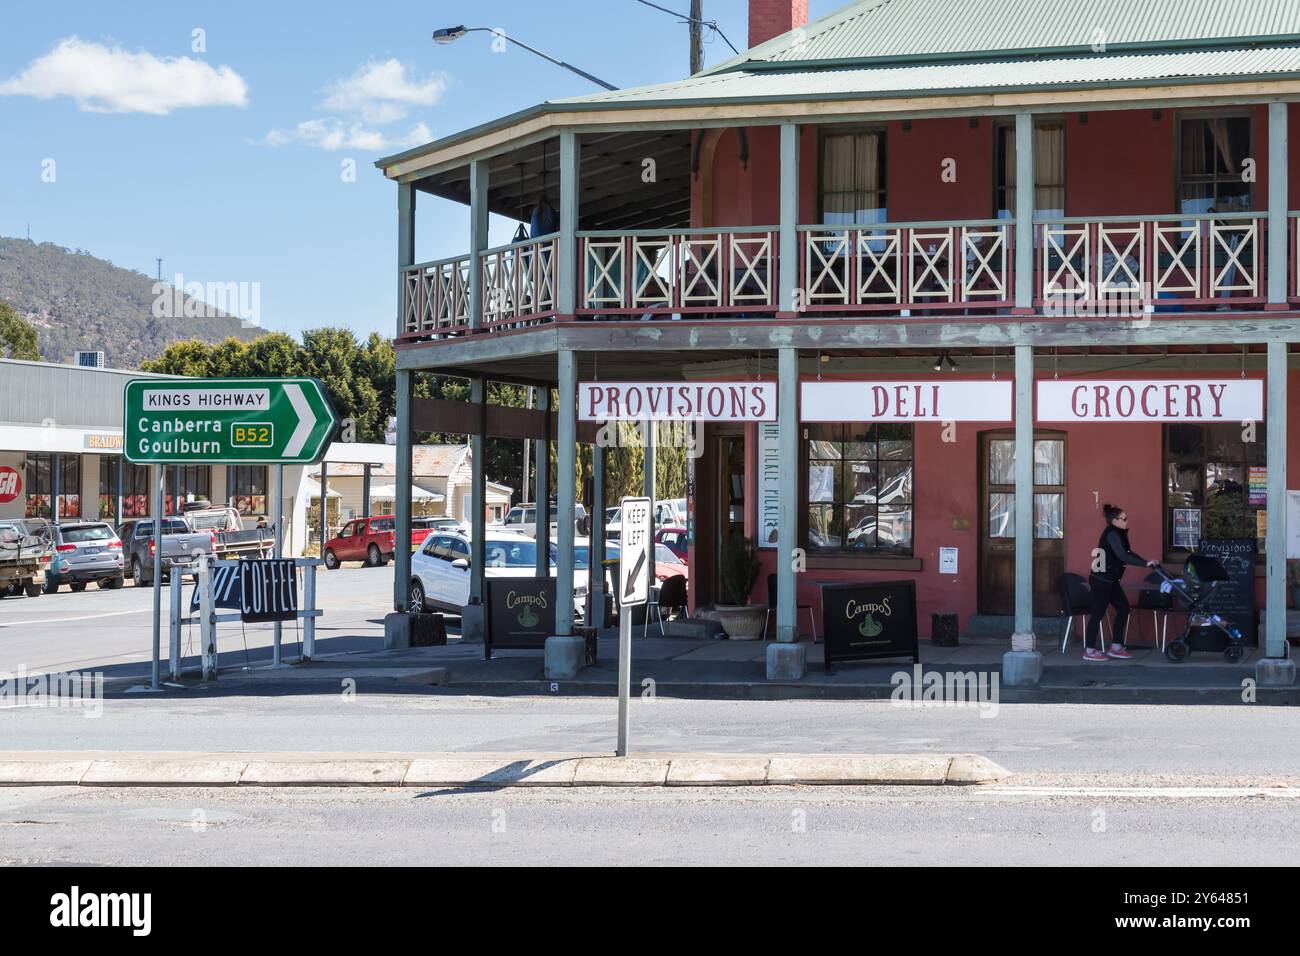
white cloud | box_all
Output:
[321,59,446,124]
[0,37,248,114]
[263,119,432,152]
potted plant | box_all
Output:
[1288,560,1300,609]
[713,533,766,640]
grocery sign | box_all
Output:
[1037,379,1264,422]
[124,378,338,465]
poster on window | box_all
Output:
[1172,508,1201,549]
[1248,466,1267,506]
[757,422,780,549]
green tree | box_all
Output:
[0,301,40,361]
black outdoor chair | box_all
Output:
[644,573,688,638]
[1056,572,1108,653]
[764,572,817,642]
[1134,587,1174,653]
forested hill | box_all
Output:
[0,236,261,367]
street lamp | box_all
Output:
[431,25,618,91]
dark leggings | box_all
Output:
[1086,575,1129,650]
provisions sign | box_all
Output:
[124,378,337,464]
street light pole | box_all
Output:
[432,26,618,91]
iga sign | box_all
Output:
[801,381,1013,422]
[0,467,21,504]
[1037,380,1263,422]
[124,378,337,464]
[579,382,776,421]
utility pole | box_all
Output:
[523,387,533,505]
[156,258,162,282]
[690,0,704,74]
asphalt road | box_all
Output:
[0,563,392,678]
[2,784,1297,866]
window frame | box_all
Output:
[1174,109,1255,215]
[993,117,1068,220]
[817,125,889,226]
[1162,422,1265,563]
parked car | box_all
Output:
[409,529,587,620]
[654,543,689,583]
[44,521,125,593]
[655,526,688,562]
[0,517,52,598]
[411,516,461,549]
[503,502,588,538]
[117,517,215,587]
[322,515,397,569]
[182,504,275,559]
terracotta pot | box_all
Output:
[712,604,767,641]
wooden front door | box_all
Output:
[978,431,1067,615]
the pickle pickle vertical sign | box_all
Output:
[123,378,339,464]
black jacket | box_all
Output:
[1093,525,1148,582]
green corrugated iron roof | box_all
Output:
[552,46,1300,108]
[705,0,1300,73]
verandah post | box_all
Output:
[766,346,807,680]
[1014,112,1035,312]
[1003,344,1042,685]
[1260,340,1296,684]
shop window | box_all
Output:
[820,130,887,225]
[1178,115,1252,213]
[995,121,1065,219]
[166,465,211,513]
[25,454,80,519]
[97,460,152,523]
[230,466,268,516]
[805,423,913,555]
[1164,423,1265,557]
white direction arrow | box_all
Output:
[284,383,316,457]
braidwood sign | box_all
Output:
[1037,380,1264,422]
[579,382,776,421]
[801,381,1013,422]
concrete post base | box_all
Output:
[544,635,588,680]
[1002,649,1043,686]
[459,604,485,644]
[766,641,808,681]
[1256,657,1297,686]
[383,613,411,651]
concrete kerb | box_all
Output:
[0,752,1010,788]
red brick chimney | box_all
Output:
[749,0,809,49]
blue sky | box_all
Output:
[0,1,834,340]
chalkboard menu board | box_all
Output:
[820,580,919,671]
[238,559,298,624]
[486,577,557,652]
[1196,538,1257,647]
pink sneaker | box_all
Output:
[1082,648,1109,662]
[1106,645,1134,660]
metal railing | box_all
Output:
[799,220,1014,311]
[1036,212,1266,307]
[578,227,778,313]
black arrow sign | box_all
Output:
[624,547,646,600]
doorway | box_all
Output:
[978,431,1067,615]
[716,433,746,602]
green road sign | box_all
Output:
[124,377,339,465]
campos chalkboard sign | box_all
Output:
[238,559,298,624]
[1196,538,1257,647]
[486,577,557,653]
[820,580,919,671]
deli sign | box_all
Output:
[579,382,775,421]
[1038,380,1263,423]
[801,381,1013,422]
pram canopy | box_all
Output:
[1183,553,1229,588]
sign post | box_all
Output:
[616,496,652,756]
[124,378,337,682]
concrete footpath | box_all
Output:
[0,751,1008,788]
[150,632,1300,705]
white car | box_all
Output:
[409,529,587,620]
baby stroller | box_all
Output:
[1146,554,1246,663]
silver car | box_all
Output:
[45,522,125,593]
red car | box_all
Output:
[323,515,397,569]
[655,526,688,562]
